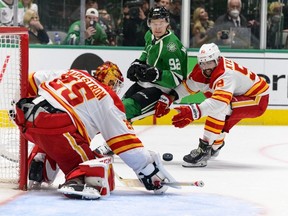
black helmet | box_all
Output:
[147,6,170,24]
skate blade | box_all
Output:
[182,161,207,167]
[28,180,42,190]
[58,186,101,200]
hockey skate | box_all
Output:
[58,176,101,200]
[211,142,225,159]
[182,139,212,167]
[93,143,114,157]
[28,160,44,189]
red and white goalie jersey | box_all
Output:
[26,69,148,172]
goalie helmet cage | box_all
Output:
[0,27,29,190]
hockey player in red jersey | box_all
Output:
[155,43,269,167]
[14,61,176,199]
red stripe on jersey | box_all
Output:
[204,116,225,135]
[211,90,233,105]
[244,77,269,97]
[107,133,144,154]
[204,91,212,98]
[231,95,261,108]
[214,138,225,145]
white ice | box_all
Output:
[0,125,288,216]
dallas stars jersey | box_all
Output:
[0,0,24,26]
[138,30,187,93]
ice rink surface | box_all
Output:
[0,125,288,216]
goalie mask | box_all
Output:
[93,61,124,94]
[197,43,221,78]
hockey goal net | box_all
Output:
[0,27,29,190]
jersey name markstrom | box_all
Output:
[66,70,107,100]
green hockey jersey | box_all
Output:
[138,30,188,91]
[64,20,108,46]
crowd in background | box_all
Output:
[0,0,288,49]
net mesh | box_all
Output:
[0,34,22,183]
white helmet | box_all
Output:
[197,43,221,65]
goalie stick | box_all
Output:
[115,173,204,188]
[0,146,19,163]
[130,110,155,122]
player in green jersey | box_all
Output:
[64,8,108,46]
[122,6,188,121]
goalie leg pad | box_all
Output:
[79,156,115,196]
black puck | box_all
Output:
[162,153,173,161]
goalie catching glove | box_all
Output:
[172,104,201,128]
[155,93,173,117]
[137,151,176,194]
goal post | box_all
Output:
[0,27,29,190]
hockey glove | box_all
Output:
[127,59,147,82]
[172,104,201,128]
[137,151,176,194]
[136,66,162,82]
[155,93,173,118]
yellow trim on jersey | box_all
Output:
[214,138,224,145]
[204,125,222,134]
[108,134,138,146]
[244,77,269,96]
[108,134,143,154]
[231,95,261,109]
[212,90,232,105]
[113,143,143,155]
[183,81,197,95]
[204,116,225,134]
[206,116,225,126]
[63,132,89,161]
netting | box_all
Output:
[0,34,22,184]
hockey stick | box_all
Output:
[0,55,10,83]
[130,110,155,122]
[0,146,19,163]
[115,173,204,188]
